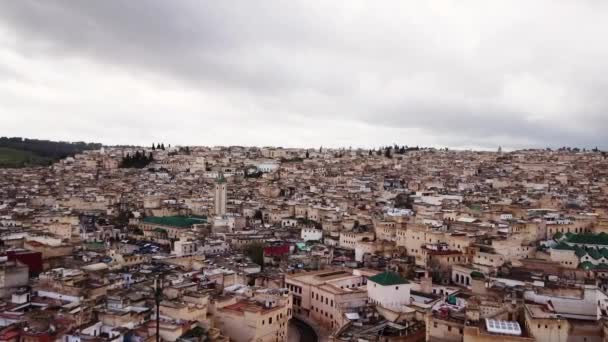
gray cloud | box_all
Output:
[0,0,607,149]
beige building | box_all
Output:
[491,238,535,262]
[472,251,506,273]
[374,220,399,242]
[339,230,375,250]
[213,296,291,342]
[285,268,378,330]
[548,248,578,269]
[159,299,208,324]
[524,304,571,342]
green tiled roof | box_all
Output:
[575,246,588,258]
[579,261,595,270]
[368,271,408,286]
[567,233,608,245]
[143,215,207,228]
[553,241,574,250]
[85,241,105,250]
[470,271,485,280]
[588,249,602,260]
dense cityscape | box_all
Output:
[1,144,608,341]
[1,1,607,341]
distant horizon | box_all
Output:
[2,135,605,153]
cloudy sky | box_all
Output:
[0,1,606,150]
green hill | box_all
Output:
[0,137,102,168]
[0,147,52,168]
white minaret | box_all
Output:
[214,173,227,216]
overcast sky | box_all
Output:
[0,1,607,150]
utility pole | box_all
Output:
[155,276,163,342]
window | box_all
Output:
[269,317,272,324]
[434,322,438,328]
[395,286,399,290]
[262,320,265,325]
[448,326,452,332]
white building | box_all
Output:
[173,237,199,256]
[367,271,411,310]
[255,161,280,173]
[301,228,323,241]
[200,239,230,255]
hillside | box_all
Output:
[0,137,102,168]
[0,147,52,168]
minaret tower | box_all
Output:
[214,172,227,216]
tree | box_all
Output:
[394,193,414,209]
[160,143,165,150]
[120,150,153,168]
[112,209,133,227]
[384,147,392,158]
[244,242,265,269]
[180,326,207,341]
[253,209,264,223]
[152,143,156,150]
[428,258,445,283]
[305,150,310,158]
[368,149,373,156]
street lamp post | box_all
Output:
[155,276,163,342]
